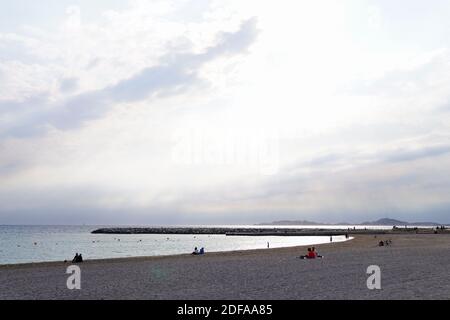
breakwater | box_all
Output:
[92,227,386,236]
[91,226,449,236]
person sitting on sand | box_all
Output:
[311,247,323,258]
[72,253,83,263]
[300,248,315,259]
[199,247,205,255]
[379,241,384,247]
[299,248,309,259]
[192,247,199,255]
[299,247,324,259]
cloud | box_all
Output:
[0,18,258,137]
[173,141,450,222]
[59,77,78,93]
[0,94,50,137]
[2,1,450,225]
[283,142,450,178]
[350,50,450,97]
[201,17,259,58]
[383,144,450,163]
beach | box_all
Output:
[1,234,449,300]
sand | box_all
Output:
[0,234,449,300]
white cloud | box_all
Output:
[1,0,450,224]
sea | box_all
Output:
[0,225,390,265]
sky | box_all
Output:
[1,0,450,225]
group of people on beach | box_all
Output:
[378,239,392,247]
[72,253,83,263]
[192,247,205,255]
[299,247,323,259]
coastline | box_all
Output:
[1,234,449,299]
[0,235,353,269]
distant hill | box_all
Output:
[361,218,443,226]
[361,218,408,226]
[258,217,446,226]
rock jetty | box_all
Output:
[91,226,449,236]
[92,227,387,236]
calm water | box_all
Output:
[0,225,364,265]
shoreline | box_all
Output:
[0,235,353,269]
[3,225,449,267]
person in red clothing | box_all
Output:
[311,247,323,258]
[300,248,315,259]
[308,248,316,259]
[299,247,323,259]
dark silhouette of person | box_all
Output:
[72,253,83,263]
